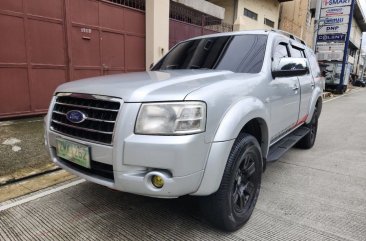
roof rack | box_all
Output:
[270,29,306,45]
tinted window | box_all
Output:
[291,47,304,58]
[307,49,321,77]
[153,34,268,73]
[291,47,306,58]
[273,44,289,59]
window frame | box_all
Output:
[244,8,258,21]
[264,18,275,28]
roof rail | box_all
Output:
[270,29,306,45]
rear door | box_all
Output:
[289,43,313,124]
[269,40,300,144]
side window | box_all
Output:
[290,46,304,58]
[301,49,306,58]
[273,43,289,59]
[307,50,321,77]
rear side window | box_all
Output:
[290,46,305,58]
[153,34,268,73]
[307,49,321,77]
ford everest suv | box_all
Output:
[44,30,324,231]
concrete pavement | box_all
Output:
[0,89,365,240]
[0,117,55,184]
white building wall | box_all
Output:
[234,0,280,30]
[350,16,362,48]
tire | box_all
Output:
[200,133,262,231]
[296,106,318,149]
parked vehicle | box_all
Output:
[353,77,366,87]
[44,30,324,231]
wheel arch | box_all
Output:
[307,87,323,123]
[193,97,270,196]
[213,97,270,157]
[240,118,269,160]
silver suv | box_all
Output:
[45,30,324,231]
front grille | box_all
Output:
[50,94,121,145]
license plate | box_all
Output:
[56,138,91,168]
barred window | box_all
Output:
[105,0,145,11]
[264,18,275,28]
[244,8,258,21]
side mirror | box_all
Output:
[272,57,309,78]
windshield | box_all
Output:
[153,34,268,73]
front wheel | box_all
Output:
[200,133,262,231]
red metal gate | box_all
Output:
[66,0,145,80]
[0,0,145,119]
[0,0,68,118]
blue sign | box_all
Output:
[317,33,346,42]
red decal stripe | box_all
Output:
[294,114,308,127]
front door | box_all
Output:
[269,41,300,144]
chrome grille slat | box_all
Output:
[50,127,114,146]
[50,94,121,145]
[55,102,119,112]
[51,120,114,134]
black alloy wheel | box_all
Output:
[201,133,262,232]
[232,153,257,215]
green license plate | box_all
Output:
[56,138,91,168]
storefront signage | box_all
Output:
[318,24,348,34]
[320,6,350,17]
[316,0,355,90]
[317,33,346,42]
[316,42,345,52]
[322,0,352,8]
[317,51,344,61]
[320,16,349,25]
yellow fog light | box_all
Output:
[152,175,164,188]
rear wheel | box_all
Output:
[200,133,262,231]
[296,106,318,149]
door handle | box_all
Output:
[311,83,315,89]
[292,84,299,91]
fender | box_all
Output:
[213,97,270,153]
[306,85,323,123]
[193,97,270,196]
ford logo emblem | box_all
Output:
[66,110,87,123]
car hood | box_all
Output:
[55,70,234,102]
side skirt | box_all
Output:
[267,126,310,162]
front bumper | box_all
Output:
[45,99,211,198]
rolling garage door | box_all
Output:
[0,0,145,119]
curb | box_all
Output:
[0,167,61,187]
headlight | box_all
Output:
[135,102,206,135]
